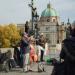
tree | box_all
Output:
[0,24,21,48]
[0,26,3,47]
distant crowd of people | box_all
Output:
[0,32,49,72]
[13,32,49,72]
[1,25,75,74]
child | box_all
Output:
[29,36,38,64]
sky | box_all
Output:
[0,0,75,24]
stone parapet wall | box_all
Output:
[0,48,14,58]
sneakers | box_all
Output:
[23,67,28,73]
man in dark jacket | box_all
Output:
[38,33,46,62]
[20,32,30,72]
[60,27,75,75]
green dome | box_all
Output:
[41,4,58,17]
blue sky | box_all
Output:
[0,0,75,24]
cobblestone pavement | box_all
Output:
[0,64,53,75]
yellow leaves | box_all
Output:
[0,26,3,35]
[0,23,21,48]
[2,39,10,48]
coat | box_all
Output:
[38,36,46,48]
[20,39,30,54]
[60,36,75,75]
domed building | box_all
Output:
[37,3,66,48]
[40,3,59,23]
[17,3,66,50]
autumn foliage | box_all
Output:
[0,24,21,48]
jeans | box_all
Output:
[23,53,30,71]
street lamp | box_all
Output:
[28,0,39,38]
[28,0,35,31]
[34,12,39,38]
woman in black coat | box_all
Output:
[60,27,75,75]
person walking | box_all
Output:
[60,26,75,75]
[29,36,38,64]
[20,32,30,72]
[38,33,46,62]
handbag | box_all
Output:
[51,61,65,75]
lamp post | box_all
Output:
[31,0,34,30]
[34,12,39,38]
[28,0,39,38]
[28,0,34,31]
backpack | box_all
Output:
[38,62,45,72]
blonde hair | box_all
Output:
[29,36,36,45]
